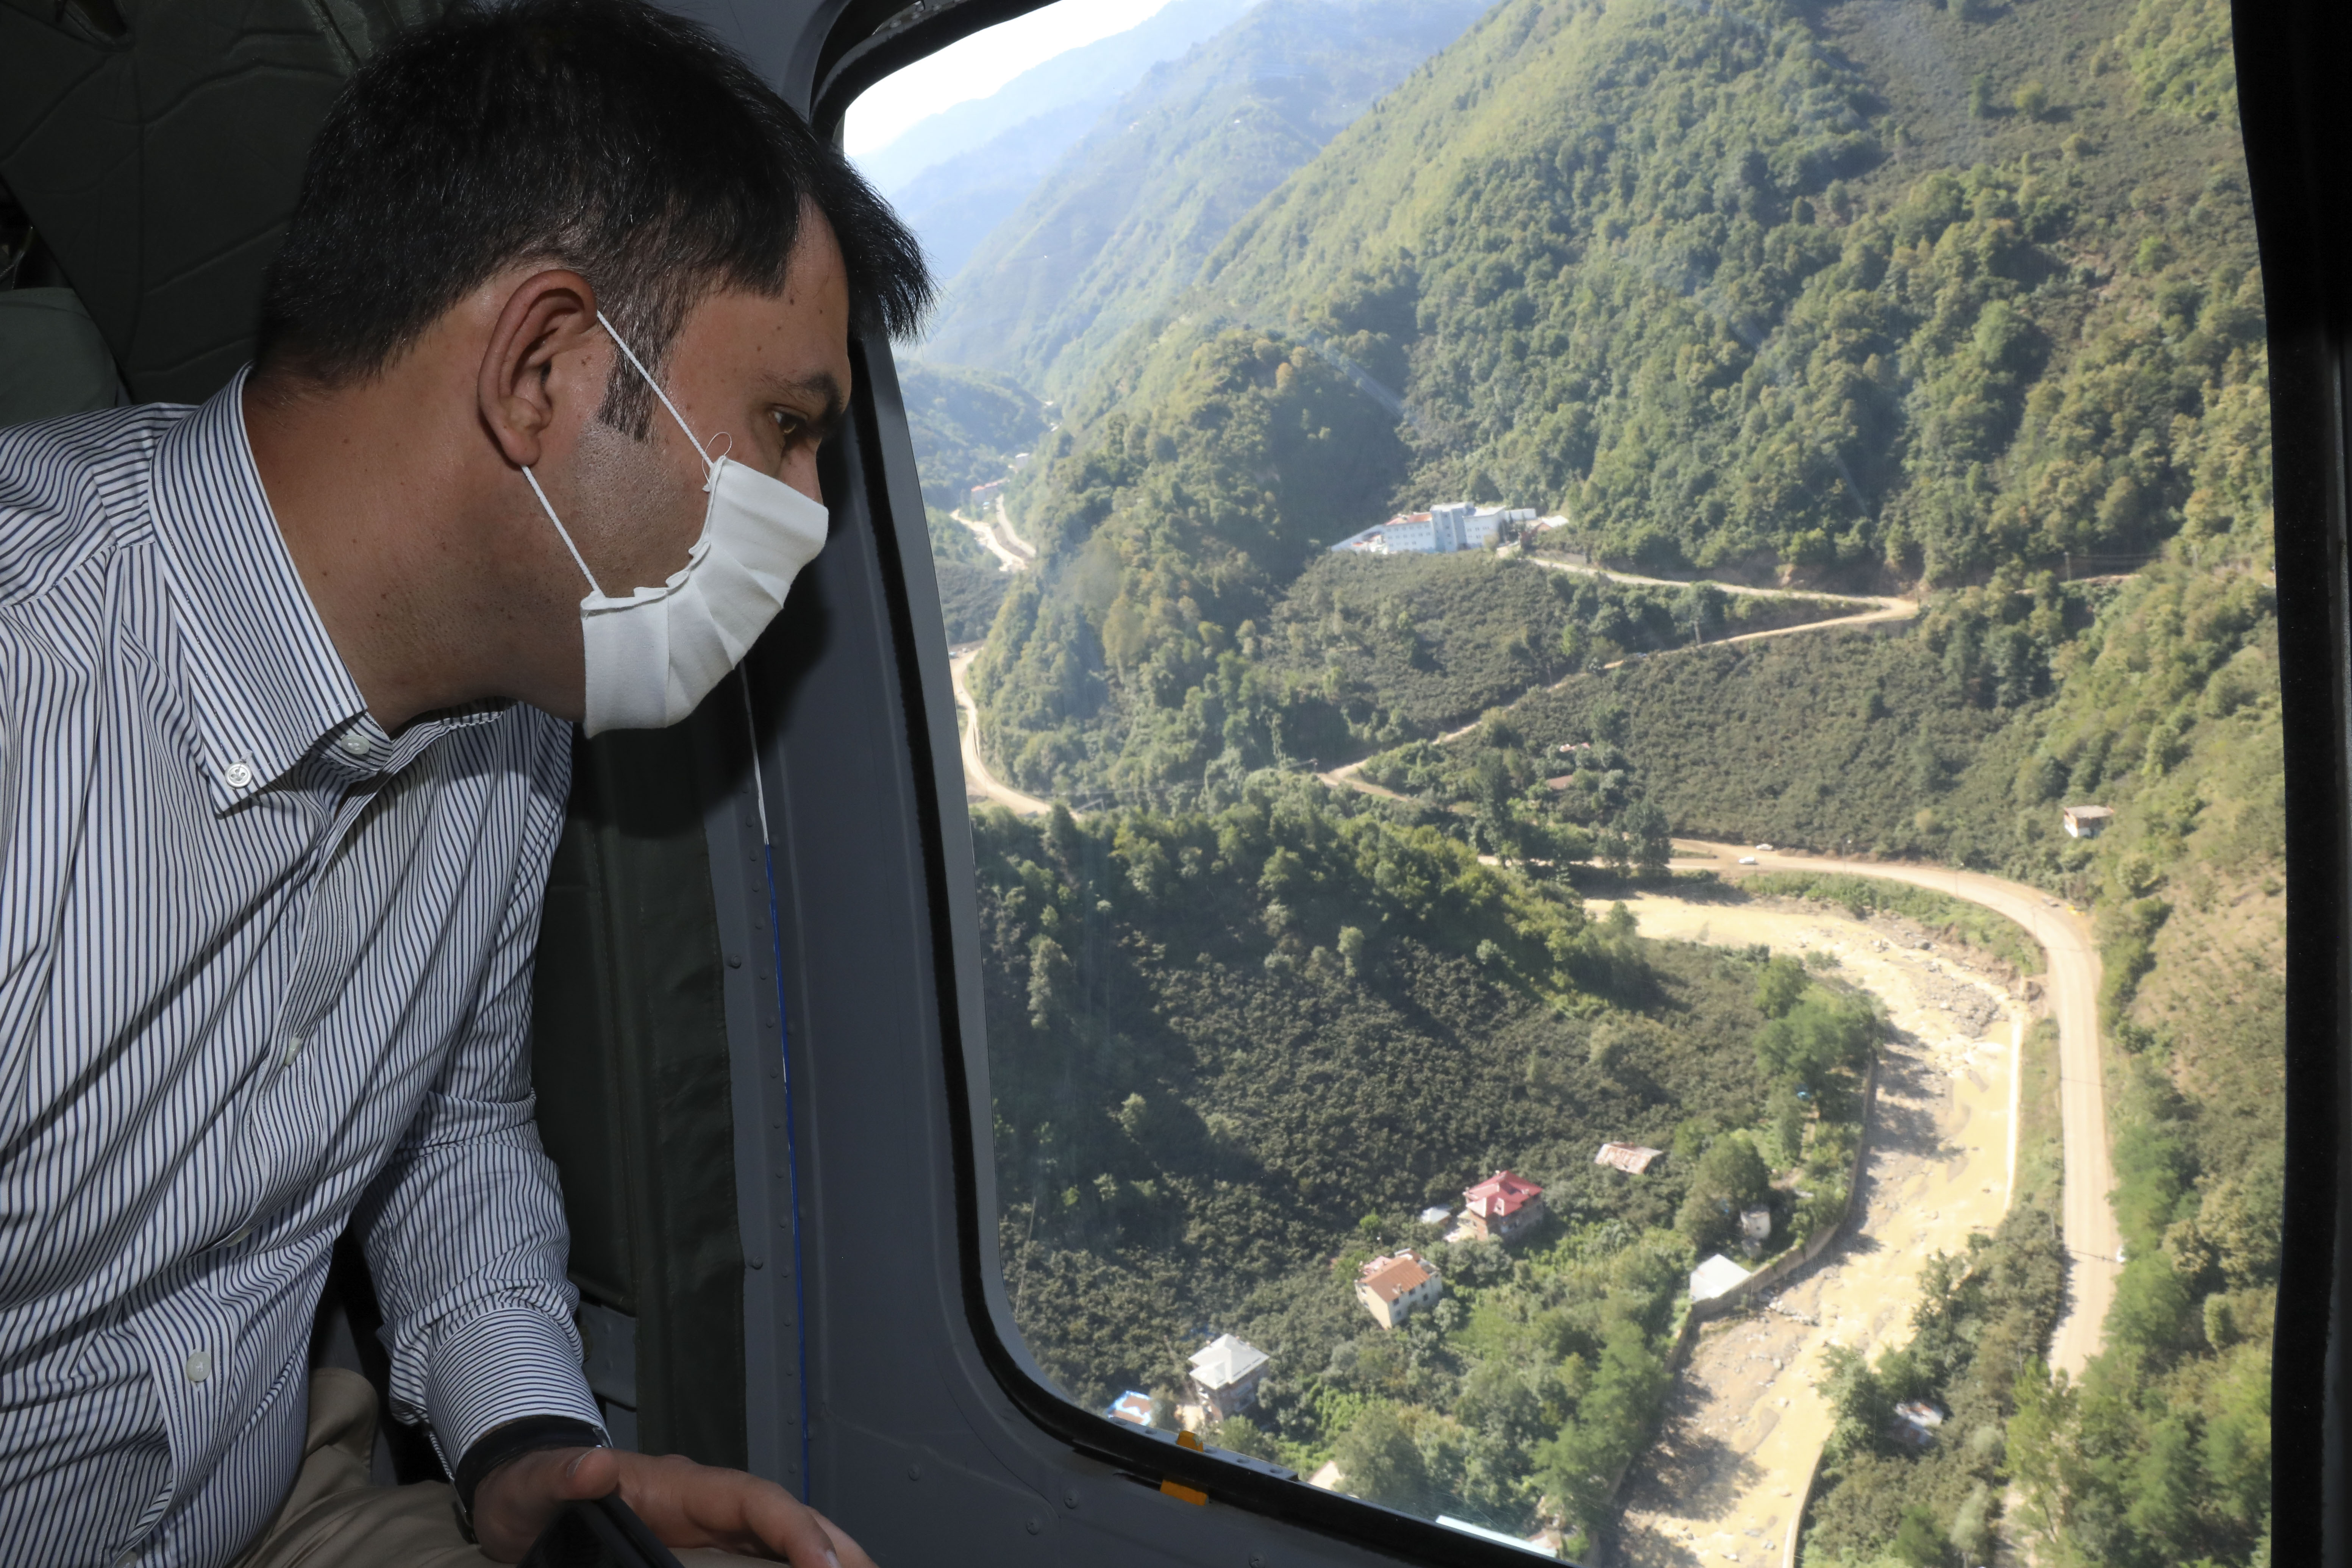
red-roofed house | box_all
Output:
[1461,1170,1546,1243]
[1355,1249,1442,1329]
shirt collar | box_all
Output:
[147,369,373,812]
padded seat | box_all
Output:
[0,286,124,426]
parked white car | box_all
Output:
[1738,856,1758,865]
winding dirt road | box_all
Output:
[952,501,1034,573]
[949,647,1053,817]
[1674,841,2115,1378]
[1311,568,1913,797]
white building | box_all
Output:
[1355,1249,1443,1330]
[1689,1253,1752,1303]
[1187,1334,1270,1424]
[2062,804,2114,838]
[1329,503,1538,556]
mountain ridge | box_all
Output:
[919,0,1487,399]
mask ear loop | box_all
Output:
[521,465,606,596]
[597,310,719,482]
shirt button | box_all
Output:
[183,1349,212,1384]
[221,1224,251,1248]
[278,1031,305,1066]
[222,760,254,789]
[339,730,371,757]
[112,1551,140,1568]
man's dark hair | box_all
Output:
[256,0,930,432]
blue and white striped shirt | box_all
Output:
[0,377,604,1567]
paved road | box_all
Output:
[948,647,1053,817]
[1676,840,2116,1376]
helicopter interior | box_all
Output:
[0,0,2345,1564]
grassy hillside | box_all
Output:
[922,0,1486,400]
[1264,552,1852,746]
[982,778,1873,1551]
[1402,590,2074,863]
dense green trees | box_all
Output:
[1802,1207,2070,1568]
[1191,0,2258,583]
[1674,1132,1770,1253]
[1754,990,1876,1097]
[974,775,1864,1546]
[1261,552,1847,753]
[1996,1057,2281,1568]
[971,328,1411,802]
[900,359,1048,512]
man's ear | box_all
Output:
[479,270,604,470]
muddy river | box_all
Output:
[1595,893,2025,1568]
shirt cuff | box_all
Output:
[423,1304,608,1474]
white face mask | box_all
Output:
[520,312,830,736]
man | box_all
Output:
[0,2,929,1563]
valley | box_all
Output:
[881,0,2278,1559]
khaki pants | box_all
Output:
[233,1368,766,1566]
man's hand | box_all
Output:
[472,1446,877,1566]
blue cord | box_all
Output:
[760,842,815,1499]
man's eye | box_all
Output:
[771,410,803,438]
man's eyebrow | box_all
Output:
[766,370,847,436]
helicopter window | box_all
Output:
[850,0,2280,1561]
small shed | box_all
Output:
[2062,804,2115,839]
[1891,1399,1947,1449]
[1689,1253,1752,1303]
[1418,1204,1456,1226]
[1595,1142,1664,1175]
[1106,1391,1155,1427]
[1738,1206,1773,1257]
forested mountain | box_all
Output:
[920,0,1486,397]
[1195,0,2257,581]
[897,358,1049,513]
[965,0,2263,815]
[854,0,1254,194]
[865,0,1259,280]
[879,100,1111,285]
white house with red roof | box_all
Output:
[1460,1170,1546,1243]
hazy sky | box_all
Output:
[843,0,1180,155]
